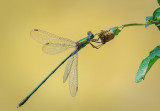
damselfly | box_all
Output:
[17,29,115,108]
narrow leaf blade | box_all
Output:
[135,46,160,83]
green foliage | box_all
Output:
[135,46,160,83]
[107,0,160,83]
[109,27,121,35]
[153,8,160,21]
[153,8,160,30]
[158,0,160,5]
[145,8,160,30]
[145,16,153,28]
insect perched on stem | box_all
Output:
[17,29,116,108]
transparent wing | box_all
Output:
[69,53,78,97]
[30,29,76,54]
[42,43,73,55]
[63,54,74,83]
[30,29,75,45]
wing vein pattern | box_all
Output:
[63,53,78,97]
[30,29,76,54]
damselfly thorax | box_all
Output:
[76,31,94,50]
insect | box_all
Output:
[17,29,115,108]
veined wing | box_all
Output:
[64,53,78,97]
[63,53,74,83]
[69,53,78,97]
[42,43,74,55]
[30,29,75,45]
[30,29,76,54]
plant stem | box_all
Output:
[118,23,146,28]
[152,21,160,24]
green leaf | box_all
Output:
[153,8,160,30]
[145,16,153,28]
[155,23,160,30]
[109,27,121,35]
[156,23,160,30]
[146,16,153,21]
[158,0,160,5]
[145,23,150,28]
[153,8,160,21]
[156,25,160,30]
[135,46,160,83]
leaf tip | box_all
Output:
[135,75,145,83]
[145,24,149,28]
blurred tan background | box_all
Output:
[0,0,160,111]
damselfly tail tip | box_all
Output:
[17,105,20,108]
[17,102,22,108]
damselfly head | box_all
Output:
[97,30,115,44]
[87,31,94,39]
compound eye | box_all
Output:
[87,31,94,39]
